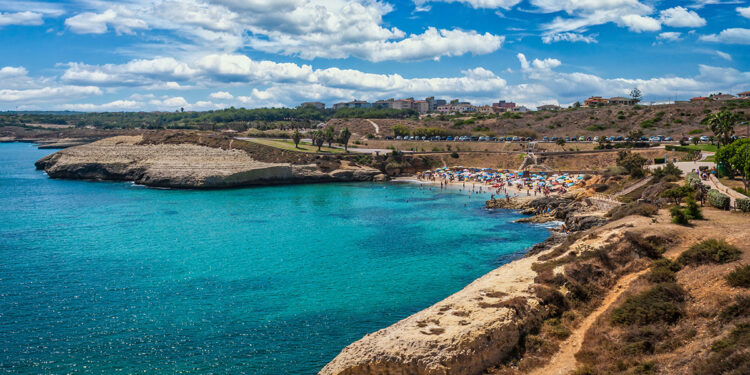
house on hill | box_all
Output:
[710,93,735,101]
[738,91,750,99]
[584,96,608,107]
[537,104,561,111]
[609,97,637,105]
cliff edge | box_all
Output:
[35,135,383,188]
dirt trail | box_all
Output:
[529,269,648,375]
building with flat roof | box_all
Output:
[609,97,637,105]
[737,91,750,99]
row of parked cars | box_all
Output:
[385,134,724,143]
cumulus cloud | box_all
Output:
[0,11,43,27]
[0,86,102,103]
[657,32,682,41]
[57,100,141,111]
[65,8,148,35]
[535,0,662,34]
[541,32,597,44]
[61,0,503,62]
[659,7,706,28]
[209,91,234,100]
[738,6,750,19]
[700,28,750,44]
[620,14,661,32]
[413,0,521,10]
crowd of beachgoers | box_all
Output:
[414,167,585,200]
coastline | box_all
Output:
[320,189,594,374]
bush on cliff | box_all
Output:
[678,239,741,266]
[646,259,682,283]
[610,283,686,326]
[726,265,750,288]
[684,196,703,220]
[720,295,750,322]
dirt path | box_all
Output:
[366,119,380,134]
[529,269,648,375]
[613,176,652,197]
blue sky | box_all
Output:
[0,0,749,111]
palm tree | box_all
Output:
[324,126,335,148]
[312,130,325,151]
[706,110,741,148]
[339,127,352,152]
[292,129,302,149]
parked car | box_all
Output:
[700,136,709,142]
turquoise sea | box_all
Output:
[0,142,549,374]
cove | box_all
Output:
[0,142,549,374]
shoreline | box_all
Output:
[320,188,592,374]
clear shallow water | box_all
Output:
[0,142,549,374]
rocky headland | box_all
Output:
[35,133,385,188]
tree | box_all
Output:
[311,130,325,151]
[450,99,459,104]
[716,138,750,190]
[630,88,642,103]
[691,136,700,145]
[705,110,742,148]
[292,129,302,148]
[556,138,566,150]
[661,185,694,205]
[616,150,648,178]
[339,127,352,152]
[392,124,409,137]
[324,125,335,147]
[573,101,582,108]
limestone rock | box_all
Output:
[35,135,382,188]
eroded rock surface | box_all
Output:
[35,135,382,188]
[319,253,556,375]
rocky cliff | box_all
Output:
[35,135,384,188]
[319,250,564,375]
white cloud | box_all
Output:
[542,32,597,44]
[657,32,682,41]
[61,0,502,62]
[620,14,661,32]
[535,0,661,34]
[0,86,102,103]
[700,28,750,44]
[58,100,141,111]
[716,51,732,61]
[0,11,43,27]
[413,0,521,10]
[738,6,750,19]
[209,91,234,100]
[0,66,28,78]
[65,8,148,35]
[61,57,198,86]
[659,6,706,28]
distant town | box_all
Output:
[301,90,750,115]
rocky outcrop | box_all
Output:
[35,135,383,188]
[320,253,561,375]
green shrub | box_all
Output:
[670,205,690,225]
[737,198,750,213]
[646,259,682,283]
[685,197,703,220]
[678,239,741,265]
[610,283,686,326]
[720,295,750,321]
[544,318,571,339]
[450,151,459,159]
[653,157,666,164]
[686,172,701,188]
[708,189,731,210]
[726,265,750,288]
